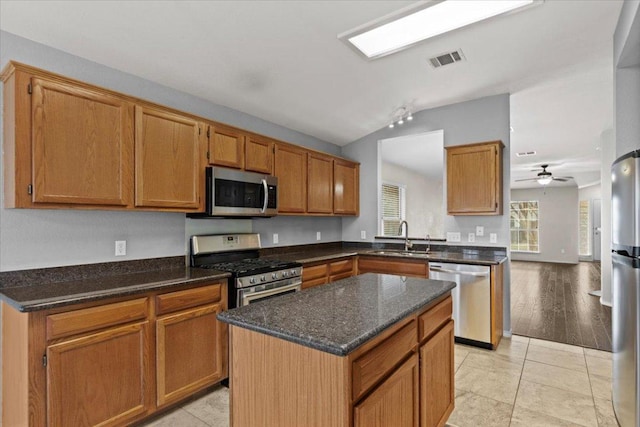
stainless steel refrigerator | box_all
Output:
[612,149,640,427]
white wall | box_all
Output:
[578,183,602,202]
[511,187,579,264]
[600,129,615,306]
[0,31,343,271]
[341,94,512,333]
[381,161,444,238]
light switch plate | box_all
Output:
[361,230,367,239]
[316,231,321,241]
[489,233,497,243]
[476,226,484,236]
[273,233,279,244]
[468,233,476,243]
[446,232,461,242]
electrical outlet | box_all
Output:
[115,240,126,256]
[561,248,565,254]
[468,233,476,243]
[476,226,484,236]
[361,230,367,239]
[316,231,321,241]
[273,233,279,244]
[490,233,497,243]
[446,232,461,242]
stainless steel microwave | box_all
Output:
[204,167,277,217]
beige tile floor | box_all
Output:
[141,335,618,427]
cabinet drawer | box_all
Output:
[302,277,327,289]
[418,295,452,343]
[352,319,417,401]
[303,264,328,281]
[329,258,354,275]
[329,271,353,282]
[47,298,148,340]
[156,283,222,316]
[358,257,428,278]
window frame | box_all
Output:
[510,200,540,253]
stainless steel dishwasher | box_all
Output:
[429,262,492,348]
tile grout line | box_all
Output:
[507,337,530,426]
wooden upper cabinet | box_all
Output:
[208,124,245,169]
[334,159,359,215]
[245,134,274,174]
[134,106,204,210]
[274,143,307,213]
[446,140,504,215]
[31,77,134,206]
[307,152,334,214]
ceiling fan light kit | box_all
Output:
[515,164,574,186]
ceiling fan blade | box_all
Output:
[552,178,569,182]
[515,178,538,182]
[555,176,574,180]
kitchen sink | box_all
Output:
[366,250,450,258]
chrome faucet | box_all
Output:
[398,221,412,251]
[425,234,431,253]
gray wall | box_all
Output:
[511,187,579,264]
[341,94,512,334]
[0,31,343,271]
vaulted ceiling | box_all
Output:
[0,0,624,188]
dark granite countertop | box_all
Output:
[0,257,229,312]
[218,273,455,356]
[264,246,506,266]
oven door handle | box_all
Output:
[261,178,269,213]
[241,281,301,306]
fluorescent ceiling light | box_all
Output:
[341,0,539,59]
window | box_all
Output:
[579,200,591,256]
[381,182,406,236]
[510,201,539,252]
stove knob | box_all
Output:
[250,277,256,284]
[261,275,266,282]
[291,269,297,276]
[272,272,278,279]
[283,271,289,277]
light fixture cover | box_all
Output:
[340,0,539,59]
[537,176,552,185]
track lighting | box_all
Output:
[388,106,413,129]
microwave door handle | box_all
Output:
[261,178,268,213]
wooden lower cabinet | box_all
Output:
[301,257,356,289]
[156,302,225,407]
[229,293,453,427]
[358,256,428,278]
[47,321,152,427]
[420,320,455,427]
[2,281,227,427]
[354,354,419,427]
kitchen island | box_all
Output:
[218,273,456,427]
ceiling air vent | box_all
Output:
[428,49,465,68]
[516,151,537,157]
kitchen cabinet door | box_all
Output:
[209,124,245,169]
[354,354,419,427]
[334,159,359,215]
[446,141,503,215]
[274,143,307,213]
[245,134,273,174]
[31,77,134,207]
[156,302,225,407]
[308,152,334,214]
[46,321,152,427]
[134,106,204,210]
[420,320,454,427]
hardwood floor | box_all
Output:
[510,261,612,351]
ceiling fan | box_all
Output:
[515,164,574,186]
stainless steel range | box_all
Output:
[190,234,302,308]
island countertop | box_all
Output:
[217,273,455,356]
